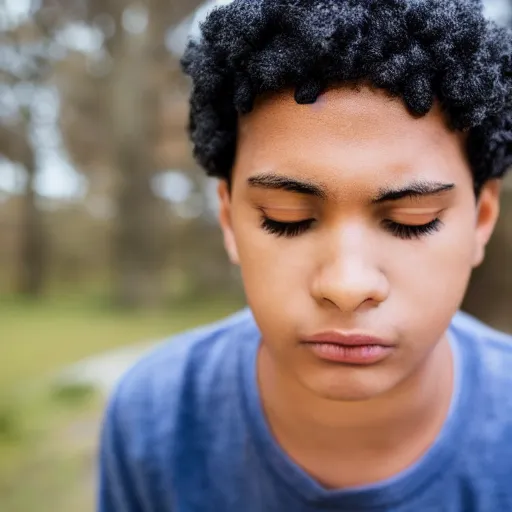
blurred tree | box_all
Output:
[49,0,203,308]
[0,4,57,296]
[0,116,43,295]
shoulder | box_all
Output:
[451,310,512,368]
[98,310,258,509]
[102,307,258,458]
[449,312,512,465]
[110,307,257,417]
[451,311,512,416]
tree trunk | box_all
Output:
[113,142,167,309]
[108,13,167,309]
[18,164,45,297]
[105,0,205,309]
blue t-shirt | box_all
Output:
[98,309,512,511]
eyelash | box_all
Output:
[382,218,442,240]
[261,217,442,240]
[261,217,314,237]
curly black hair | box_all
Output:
[181,0,512,194]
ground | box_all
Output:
[0,293,243,512]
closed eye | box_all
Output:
[383,219,443,240]
[260,217,314,237]
[260,217,443,240]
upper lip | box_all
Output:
[303,331,394,347]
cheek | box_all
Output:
[237,232,309,296]
[233,202,310,278]
[232,219,312,335]
[403,211,474,288]
[390,210,476,338]
[236,243,300,351]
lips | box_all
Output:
[301,331,395,365]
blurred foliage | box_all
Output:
[0,0,231,308]
[0,399,21,442]
[0,385,103,512]
[50,382,96,406]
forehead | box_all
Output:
[233,86,470,191]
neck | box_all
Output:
[257,336,454,487]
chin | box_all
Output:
[302,371,397,402]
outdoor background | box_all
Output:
[0,0,511,511]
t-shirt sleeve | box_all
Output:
[97,387,147,512]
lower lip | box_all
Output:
[304,343,394,365]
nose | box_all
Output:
[311,224,389,313]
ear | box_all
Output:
[472,179,502,268]
[218,180,240,265]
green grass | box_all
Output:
[0,293,243,393]
[0,389,102,512]
[0,292,244,512]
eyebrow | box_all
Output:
[247,173,455,202]
[247,173,327,198]
[372,181,455,203]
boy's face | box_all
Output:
[219,86,501,401]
